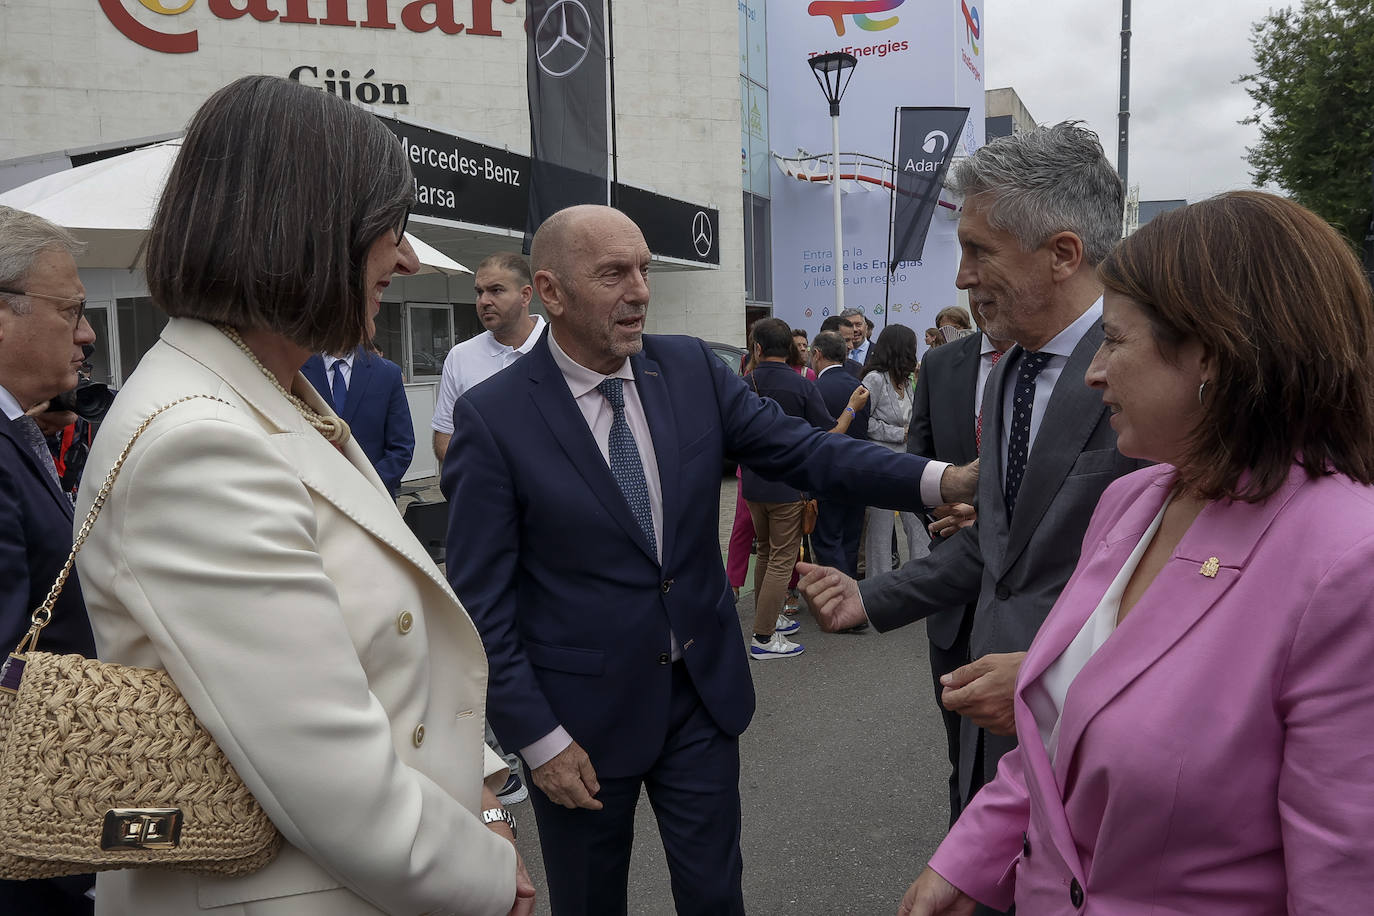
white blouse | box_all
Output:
[1025,494,1172,764]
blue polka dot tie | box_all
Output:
[596,378,657,556]
[1003,350,1052,517]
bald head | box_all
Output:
[532,205,633,286]
[531,205,652,374]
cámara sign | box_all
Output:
[98,0,518,54]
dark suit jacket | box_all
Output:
[0,412,94,658]
[303,351,415,497]
[814,363,869,442]
[906,332,982,650]
[443,333,935,778]
[861,321,1149,798]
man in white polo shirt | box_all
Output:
[431,251,546,461]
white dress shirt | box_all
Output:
[431,315,547,434]
[1024,493,1170,764]
[998,298,1103,488]
[324,350,354,388]
[520,329,671,771]
[0,383,24,420]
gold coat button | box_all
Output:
[397,611,414,634]
[412,723,425,747]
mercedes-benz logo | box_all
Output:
[535,0,593,78]
[691,211,713,257]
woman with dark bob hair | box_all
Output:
[861,323,924,576]
[74,76,534,916]
[901,191,1374,915]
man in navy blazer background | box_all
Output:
[810,329,870,585]
[443,205,977,915]
[303,347,415,496]
[0,205,97,914]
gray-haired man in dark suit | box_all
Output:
[799,125,1149,865]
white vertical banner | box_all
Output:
[767,0,985,338]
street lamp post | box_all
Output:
[808,51,858,314]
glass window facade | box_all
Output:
[407,303,453,379]
[739,0,771,313]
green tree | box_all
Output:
[1241,0,1374,248]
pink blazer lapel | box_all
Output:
[1049,467,1308,778]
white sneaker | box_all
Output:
[774,614,800,635]
[750,632,805,659]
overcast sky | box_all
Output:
[984,0,1281,203]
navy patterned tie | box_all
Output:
[329,358,348,413]
[13,414,63,491]
[1003,350,1052,516]
[596,378,656,556]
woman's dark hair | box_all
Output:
[1098,190,1374,502]
[863,324,918,387]
[146,75,415,354]
[752,317,793,360]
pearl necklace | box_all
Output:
[217,324,351,445]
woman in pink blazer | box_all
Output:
[902,191,1374,915]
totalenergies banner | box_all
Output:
[767,0,984,338]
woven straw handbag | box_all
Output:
[0,396,282,879]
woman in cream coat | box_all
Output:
[74,76,533,916]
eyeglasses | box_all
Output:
[0,288,87,327]
[393,206,411,243]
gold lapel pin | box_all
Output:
[1200,557,1220,578]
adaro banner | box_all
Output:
[767,0,984,340]
[890,107,969,270]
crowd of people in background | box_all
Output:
[2,74,1372,916]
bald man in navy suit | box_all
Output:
[444,205,978,916]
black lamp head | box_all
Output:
[808,51,858,115]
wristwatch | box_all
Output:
[481,807,516,838]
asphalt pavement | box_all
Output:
[500,479,957,915]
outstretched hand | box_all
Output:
[796,562,868,631]
[928,503,977,539]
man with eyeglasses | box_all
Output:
[0,206,98,912]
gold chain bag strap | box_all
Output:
[0,395,282,879]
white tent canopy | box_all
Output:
[0,140,468,275]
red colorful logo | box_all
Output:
[961,0,980,55]
[808,0,904,38]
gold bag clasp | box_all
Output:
[101,808,183,850]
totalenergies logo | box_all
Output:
[98,0,515,55]
[808,0,903,38]
[961,0,981,55]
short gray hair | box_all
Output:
[949,122,1123,265]
[0,206,85,314]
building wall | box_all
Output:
[0,0,745,343]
